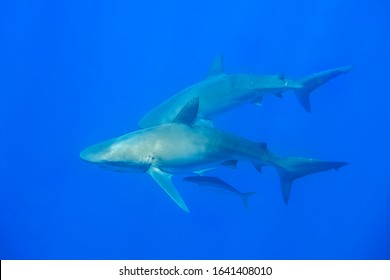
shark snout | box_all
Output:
[80,147,100,163]
[80,138,116,163]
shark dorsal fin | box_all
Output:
[171,97,199,125]
[206,55,224,78]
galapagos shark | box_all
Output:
[139,56,353,128]
[80,98,347,212]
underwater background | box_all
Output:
[1,0,389,259]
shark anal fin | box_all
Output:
[222,160,238,169]
[171,97,199,125]
[147,166,190,213]
[250,96,264,106]
[258,142,268,150]
[274,91,283,98]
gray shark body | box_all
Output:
[139,56,353,128]
[81,98,347,212]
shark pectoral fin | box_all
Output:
[171,97,199,125]
[206,55,224,78]
[147,166,190,213]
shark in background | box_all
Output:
[139,56,353,128]
[80,98,347,212]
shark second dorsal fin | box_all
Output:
[171,97,199,125]
[206,55,224,78]
[147,166,190,213]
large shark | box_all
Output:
[80,98,347,212]
[139,56,353,128]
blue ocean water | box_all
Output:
[1,0,389,259]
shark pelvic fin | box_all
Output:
[206,55,224,78]
[274,91,284,98]
[171,97,199,125]
[255,165,263,173]
[147,166,190,213]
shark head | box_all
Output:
[80,138,116,164]
[80,98,202,213]
[80,132,153,173]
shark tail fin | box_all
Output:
[273,157,348,204]
[241,191,257,210]
[295,65,354,112]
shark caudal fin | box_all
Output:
[273,157,348,204]
[295,65,354,112]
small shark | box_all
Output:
[139,56,353,128]
[81,98,347,212]
[183,175,256,209]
